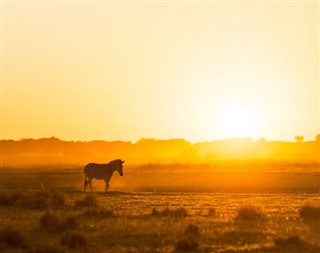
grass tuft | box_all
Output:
[19,190,50,210]
[235,206,267,222]
[75,194,98,208]
[207,208,216,217]
[39,212,63,232]
[274,235,314,251]
[0,191,25,206]
[39,212,79,232]
[174,236,200,252]
[185,224,201,237]
[299,205,320,220]
[34,246,65,253]
[0,226,27,249]
[151,207,188,218]
[64,215,79,230]
[60,232,87,249]
[50,191,66,208]
[83,208,113,218]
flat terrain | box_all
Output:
[1,167,320,252]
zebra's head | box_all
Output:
[114,159,125,176]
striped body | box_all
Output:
[84,159,124,192]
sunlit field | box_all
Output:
[1,165,320,252]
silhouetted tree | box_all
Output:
[294,136,304,143]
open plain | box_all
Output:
[1,166,320,253]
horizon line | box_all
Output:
[1,135,319,143]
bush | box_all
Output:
[0,226,26,249]
[207,208,216,217]
[83,208,113,218]
[151,207,188,218]
[39,212,63,232]
[174,236,200,252]
[235,206,267,222]
[185,225,201,237]
[75,195,98,208]
[19,190,50,210]
[40,212,79,232]
[34,246,65,253]
[50,191,65,208]
[299,205,320,220]
[0,191,24,206]
[64,215,79,230]
[60,232,87,249]
[274,235,314,251]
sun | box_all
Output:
[217,103,260,138]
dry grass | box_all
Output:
[1,185,320,252]
[299,205,320,220]
[39,212,79,232]
[60,232,87,249]
[83,207,113,218]
[0,190,66,210]
[235,206,267,222]
[151,207,188,218]
[273,235,316,252]
[0,226,27,250]
[75,194,98,208]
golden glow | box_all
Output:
[2,2,319,142]
[219,104,259,138]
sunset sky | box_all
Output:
[1,1,319,142]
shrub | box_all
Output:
[274,235,314,251]
[34,246,65,253]
[299,205,320,220]
[0,191,24,206]
[50,191,65,208]
[0,226,26,249]
[151,207,188,218]
[185,225,201,237]
[235,206,267,222]
[83,208,113,218]
[60,232,87,249]
[75,195,98,208]
[40,212,79,232]
[64,215,79,230]
[19,191,50,210]
[207,208,216,217]
[39,212,63,232]
[174,236,200,252]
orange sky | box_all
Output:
[1,1,319,142]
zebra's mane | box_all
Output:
[109,159,122,164]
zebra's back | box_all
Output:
[84,163,109,179]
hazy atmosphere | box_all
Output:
[2,1,319,142]
[1,2,320,253]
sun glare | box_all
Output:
[218,104,259,138]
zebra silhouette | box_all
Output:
[84,159,125,192]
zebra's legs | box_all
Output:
[84,176,93,192]
[104,179,109,192]
[84,178,88,192]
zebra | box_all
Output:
[84,159,125,192]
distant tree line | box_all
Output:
[1,135,319,167]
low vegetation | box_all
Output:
[1,186,320,252]
[151,207,188,218]
[60,232,87,249]
[273,235,316,252]
[235,206,267,222]
[40,212,79,232]
[0,226,26,250]
[299,204,320,220]
[0,190,66,210]
[74,194,98,208]
[83,207,113,218]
